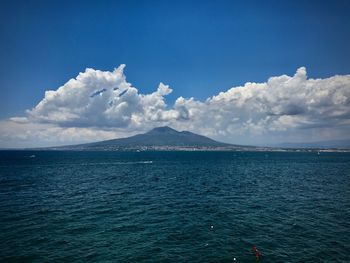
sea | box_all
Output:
[0,151,349,262]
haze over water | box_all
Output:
[1,151,349,262]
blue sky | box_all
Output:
[0,0,350,147]
[1,0,349,118]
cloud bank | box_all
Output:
[1,65,350,147]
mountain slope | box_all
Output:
[57,126,232,150]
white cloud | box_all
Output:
[1,65,350,147]
[0,120,126,148]
[166,67,350,144]
[26,65,176,130]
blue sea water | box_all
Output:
[0,151,350,262]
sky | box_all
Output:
[0,0,350,148]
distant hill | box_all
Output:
[53,126,235,150]
[275,139,350,149]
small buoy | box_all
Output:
[252,245,263,260]
[233,257,236,261]
[210,225,214,229]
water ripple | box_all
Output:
[0,151,349,262]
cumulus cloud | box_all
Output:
[169,67,350,144]
[1,65,350,147]
[27,64,176,130]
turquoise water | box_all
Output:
[0,151,350,262]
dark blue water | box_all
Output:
[0,151,350,262]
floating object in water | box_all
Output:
[252,245,263,260]
[233,257,236,261]
[210,225,214,229]
[29,155,36,158]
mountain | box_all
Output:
[33,127,350,152]
[53,126,235,150]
